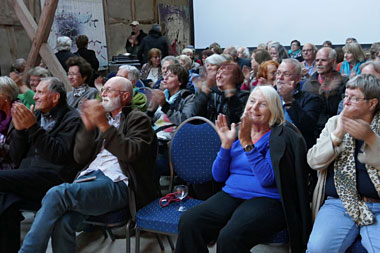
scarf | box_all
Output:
[73,85,88,97]
[340,61,361,76]
[164,89,181,105]
[334,112,380,226]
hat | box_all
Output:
[130,21,139,26]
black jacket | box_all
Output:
[137,30,168,64]
[9,103,81,183]
[192,87,249,125]
[286,85,321,149]
[55,50,76,71]
[302,71,347,138]
[75,48,99,71]
[270,124,312,253]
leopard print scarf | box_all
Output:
[334,112,380,226]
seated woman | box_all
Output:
[0,76,20,170]
[147,64,194,185]
[27,66,51,92]
[140,48,162,86]
[9,66,35,109]
[241,49,272,91]
[336,42,365,77]
[268,41,289,64]
[307,74,380,252]
[177,54,199,93]
[255,60,279,87]
[192,61,249,126]
[177,85,311,253]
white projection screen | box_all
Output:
[192,0,379,49]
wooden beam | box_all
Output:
[24,0,58,80]
[28,0,35,18]
[130,0,136,21]
[8,0,71,91]
[5,26,18,61]
[102,0,110,62]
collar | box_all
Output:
[164,89,181,104]
[73,85,88,97]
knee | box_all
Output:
[42,183,69,205]
[178,208,200,233]
[217,226,240,247]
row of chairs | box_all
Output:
[22,116,366,252]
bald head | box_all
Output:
[302,43,317,63]
[316,47,336,74]
[103,76,133,106]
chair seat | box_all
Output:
[136,198,203,234]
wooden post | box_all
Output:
[24,0,58,81]
[8,0,71,90]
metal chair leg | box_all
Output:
[155,233,165,251]
[167,235,175,250]
[135,228,140,253]
[126,220,132,253]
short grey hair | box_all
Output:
[177,55,192,70]
[0,76,19,101]
[346,74,380,112]
[182,48,194,55]
[118,65,140,82]
[360,61,380,74]
[28,66,51,78]
[282,58,302,75]
[249,85,285,127]
[56,36,72,51]
[161,56,179,66]
[224,46,237,58]
[42,77,67,105]
[205,54,226,66]
[237,46,250,58]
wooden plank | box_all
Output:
[8,0,71,90]
[130,0,136,21]
[8,0,38,39]
[24,0,58,80]
[102,0,110,62]
[28,0,35,18]
[5,26,18,61]
[0,16,21,26]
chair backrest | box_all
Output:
[169,116,221,186]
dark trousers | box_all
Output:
[175,191,286,253]
[0,168,63,253]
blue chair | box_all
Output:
[134,116,221,252]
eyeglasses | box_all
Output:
[275,71,296,78]
[100,87,129,94]
[302,49,314,53]
[342,94,368,103]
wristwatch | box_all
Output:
[243,144,254,152]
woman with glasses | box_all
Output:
[307,74,380,252]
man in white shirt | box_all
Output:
[19,76,157,253]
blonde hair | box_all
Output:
[248,86,285,127]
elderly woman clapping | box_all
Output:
[176,85,311,253]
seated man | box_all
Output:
[275,58,321,149]
[0,77,81,252]
[116,64,147,111]
[20,76,157,253]
[66,56,99,109]
[307,74,380,252]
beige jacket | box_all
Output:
[307,115,380,220]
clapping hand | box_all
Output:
[80,99,109,132]
[12,103,36,130]
[239,112,253,148]
[215,114,236,149]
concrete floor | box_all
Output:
[21,212,289,253]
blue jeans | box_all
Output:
[20,170,128,253]
[307,197,380,253]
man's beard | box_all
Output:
[102,96,121,112]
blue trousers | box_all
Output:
[307,197,380,253]
[20,170,128,253]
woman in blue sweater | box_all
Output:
[176,85,311,253]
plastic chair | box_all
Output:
[134,116,221,252]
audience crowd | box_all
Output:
[1,32,380,253]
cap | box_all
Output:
[130,21,139,26]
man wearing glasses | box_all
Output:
[301,43,317,78]
[19,76,157,252]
